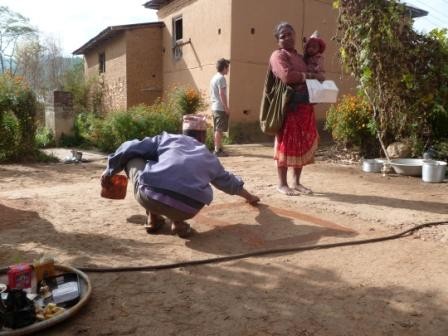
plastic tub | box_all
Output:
[101,175,128,200]
[422,160,447,183]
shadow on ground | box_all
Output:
[35,260,448,336]
[0,203,167,267]
[320,192,448,215]
[185,203,357,255]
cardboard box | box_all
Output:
[7,264,33,290]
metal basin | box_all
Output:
[422,160,447,183]
[362,159,384,173]
[390,158,424,176]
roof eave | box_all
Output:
[73,22,164,55]
[143,0,172,10]
[405,4,428,18]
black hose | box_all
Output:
[76,220,448,273]
[1,220,446,274]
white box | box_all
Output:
[306,79,339,103]
[52,281,79,304]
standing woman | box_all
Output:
[269,22,325,195]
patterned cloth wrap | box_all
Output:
[182,114,207,131]
[274,104,318,168]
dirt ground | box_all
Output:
[1,143,447,336]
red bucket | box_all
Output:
[101,175,128,200]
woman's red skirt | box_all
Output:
[274,103,318,168]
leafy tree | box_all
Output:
[14,38,44,94]
[15,35,70,97]
[62,59,105,115]
[0,6,37,73]
[42,35,65,91]
[62,59,89,112]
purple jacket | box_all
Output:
[105,132,243,204]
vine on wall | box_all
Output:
[334,0,448,156]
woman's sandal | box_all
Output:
[144,213,165,234]
[171,221,192,238]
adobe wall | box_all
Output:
[45,91,74,142]
[153,0,357,141]
[126,26,164,108]
[84,34,128,113]
[157,0,232,107]
[230,0,357,129]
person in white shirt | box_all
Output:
[210,58,230,157]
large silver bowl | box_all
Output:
[390,158,424,176]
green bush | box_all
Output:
[71,86,211,152]
[62,61,104,115]
[325,93,378,155]
[75,103,183,152]
[0,72,38,162]
[336,2,448,155]
[433,139,448,161]
[429,104,448,141]
[0,111,21,161]
[35,125,55,148]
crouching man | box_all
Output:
[101,132,260,238]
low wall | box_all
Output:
[45,91,74,142]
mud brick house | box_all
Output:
[73,22,164,113]
[74,0,427,139]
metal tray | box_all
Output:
[0,265,92,336]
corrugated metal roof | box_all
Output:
[143,0,173,10]
[405,4,428,18]
[73,22,164,55]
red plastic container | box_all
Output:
[101,175,128,200]
[7,263,33,290]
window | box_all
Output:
[172,16,183,60]
[173,16,183,42]
[98,52,106,74]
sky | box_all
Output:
[405,0,448,33]
[1,0,158,56]
[1,0,447,56]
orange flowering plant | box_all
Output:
[171,86,207,115]
[325,93,377,152]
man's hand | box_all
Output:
[238,188,260,206]
[101,173,113,188]
[245,194,260,206]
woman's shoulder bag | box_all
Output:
[259,67,293,136]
